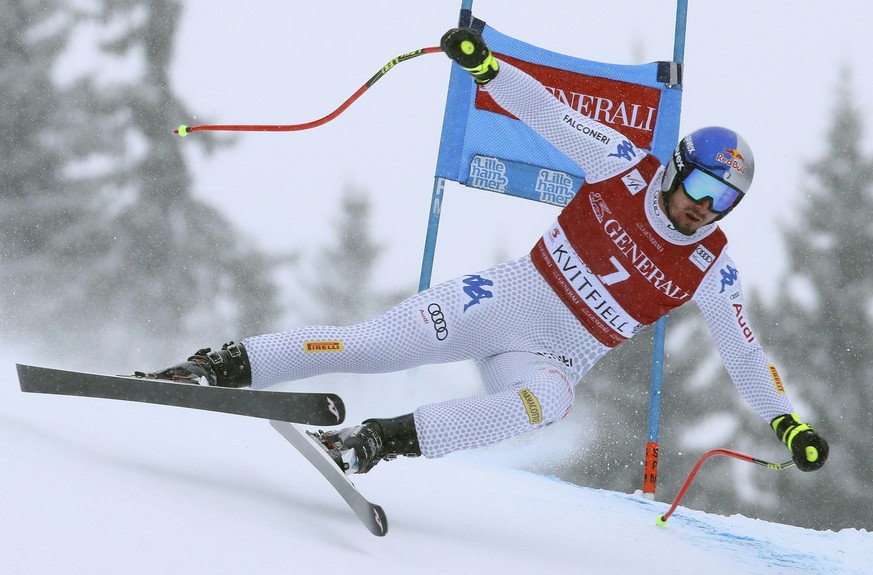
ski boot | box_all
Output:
[310,414,421,474]
[136,341,251,388]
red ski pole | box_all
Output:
[656,448,794,526]
[173,46,442,137]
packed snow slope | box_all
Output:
[2,359,870,575]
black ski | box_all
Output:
[270,420,388,536]
[16,364,345,426]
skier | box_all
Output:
[145,28,828,476]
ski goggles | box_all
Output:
[680,168,743,214]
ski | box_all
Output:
[270,420,388,536]
[16,364,345,426]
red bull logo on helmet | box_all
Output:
[716,148,747,174]
[676,127,754,198]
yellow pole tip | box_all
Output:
[177,124,188,137]
[656,516,668,527]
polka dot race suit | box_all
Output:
[243,61,794,459]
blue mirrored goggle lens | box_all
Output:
[681,169,741,213]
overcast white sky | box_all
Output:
[166,1,872,300]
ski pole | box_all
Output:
[656,448,794,526]
[174,46,442,137]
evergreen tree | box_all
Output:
[0,2,96,344]
[78,0,280,362]
[298,185,410,326]
[754,70,873,529]
[1,1,280,366]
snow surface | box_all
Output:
[2,358,870,575]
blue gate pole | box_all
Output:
[642,0,687,500]
[418,0,473,291]
[418,176,445,291]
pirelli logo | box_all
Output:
[518,388,543,425]
[768,364,785,394]
[304,340,344,353]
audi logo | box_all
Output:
[427,303,448,341]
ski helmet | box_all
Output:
[662,126,754,219]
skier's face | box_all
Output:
[664,184,719,235]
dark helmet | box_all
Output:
[662,126,755,219]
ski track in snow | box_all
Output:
[2,360,870,575]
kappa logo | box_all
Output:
[718,265,739,293]
[607,139,637,161]
[621,168,647,195]
[462,274,493,312]
[589,192,612,223]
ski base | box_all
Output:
[17,364,345,426]
[270,420,388,536]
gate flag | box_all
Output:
[424,10,687,498]
[434,17,683,207]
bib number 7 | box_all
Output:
[598,256,630,286]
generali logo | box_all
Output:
[474,53,661,150]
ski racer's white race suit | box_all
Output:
[243,61,794,458]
